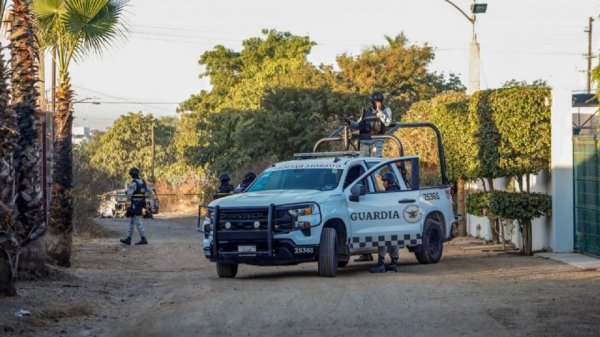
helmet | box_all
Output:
[218,172,231,182]
[370,92,384,102]
[243,172,256,184]
[381,172,397,185]
[129,167,140,179]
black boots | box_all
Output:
[369,255,386,273]
[135,237,148,245]
[354,254,374,262]
[120,237,148,245]
[386,258,399,272]
[369,256,399,273]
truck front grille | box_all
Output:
[217,208,294,232]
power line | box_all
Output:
[76,101,180,105]
[131,24,240,35]
[73,85,179,113]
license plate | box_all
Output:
[238,245,256,253]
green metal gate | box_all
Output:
[574,136,600,256]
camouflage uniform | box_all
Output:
[370,177,401,272]
[126,178,147,239]
[348,106,392,157]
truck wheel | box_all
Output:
[415,218,444,264]
[216,263,238,278]
[318,227,338,277]
[337,260,349,268]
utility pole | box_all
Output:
[589,16,593,93]
[443,0,487,238]
[443,0,487,94]
[151,122,156,183]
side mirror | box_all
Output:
[349,184,366,202]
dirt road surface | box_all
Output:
[1,215,599,337]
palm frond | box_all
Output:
[31,0,67,50]
[0,1,8,31]
[64,0,128,60]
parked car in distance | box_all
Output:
[98,190,128,218]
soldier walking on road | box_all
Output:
[120,167,149,245]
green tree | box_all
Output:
[333,34,465,116]
[402,92,475,236]
[32,0,129,267]
[594,64,600,99]
[181,29,317,113]
[90,112,177,183]
[177,30,326,176]
[179,31,465,181]
[469,86,551,190]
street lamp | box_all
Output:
[443,0,487,94]
[73,97,101,105]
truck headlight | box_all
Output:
[285,203,321,229]
[199,206,214,233]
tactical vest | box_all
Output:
[360,107,386,135]
[217,183,234,194]
[131,179,147,206]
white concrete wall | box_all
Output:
[550,88,574,252]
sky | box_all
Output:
[58,0,600,130]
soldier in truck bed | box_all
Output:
[214,172,235,200]
[345,92,392,157]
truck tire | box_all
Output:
[415,218,444,264]
[216,263,238,278]
[318,227,338,277]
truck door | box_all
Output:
[345,157,422,249]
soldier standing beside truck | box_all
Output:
[369,172,401,273]
[348,92,393,263]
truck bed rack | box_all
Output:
[293,151,361,159]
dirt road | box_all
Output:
[1,215,599,337]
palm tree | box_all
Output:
[9,0,47,277]
[32,0,128,267]
[0,0,20,296]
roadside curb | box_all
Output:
[536,252,600,271]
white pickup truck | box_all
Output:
[200,122,459,278]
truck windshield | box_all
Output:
[247,168,342,192]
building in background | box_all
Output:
[72,126,96,144]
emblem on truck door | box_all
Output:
[403,204,421,223]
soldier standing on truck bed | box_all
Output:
[120,167,149,245]
[345,92,392,157]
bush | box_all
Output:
[466,191,491,217]
[467,191,552,255]
[488,191,552,220]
